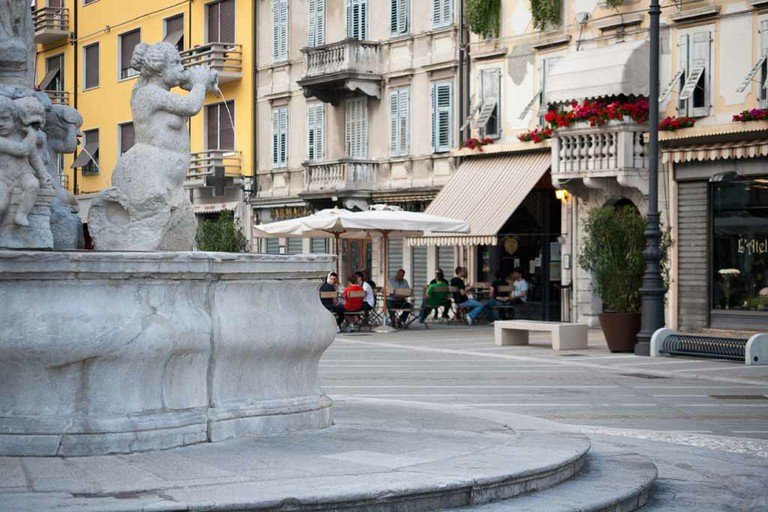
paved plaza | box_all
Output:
[322,326,768,510]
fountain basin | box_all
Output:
[0,251,336,456]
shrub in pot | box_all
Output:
[579,206,647,352]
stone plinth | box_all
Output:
[0,188,54,250]
[0,251,336,456]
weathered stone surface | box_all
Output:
[0,251,336,456]
[89,42,216,251]
[0,0,36,88]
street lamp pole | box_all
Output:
[636,0,665,356]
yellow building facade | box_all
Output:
[34,0,255,227]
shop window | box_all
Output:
[711,178,768,312]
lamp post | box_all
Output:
[636,0,665,356]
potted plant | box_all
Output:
[579,206,647,352]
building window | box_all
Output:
[432,0,453,29]
[207,0,235,44]
[39,53,64,93]
[431,81,453,153]
[677,31,711,118]
[206,101,235,150]
[307,102,325,162]
[272,106,288,167]
[83,43,99,90]
[72,129,99,175]
[119,122,135,154]
[711,178,768,313]
[345,97,368,159]
[119,29,141,80]
[346,0,368,41]
[478,68,501,138]
[390,0,408,36]
[163,14,184,52]
[273,0,288,62]
[389,87,410,157]
[307,0,325,47]
[760,20,768,109]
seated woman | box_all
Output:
[418,269,450,323]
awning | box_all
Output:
[192,201,239,214]
[663,140,768,164]
[71,142,99,168]
[163,30,184,47]
[38,68,59,91]
[546,40,649,103]
[412,151,551,247]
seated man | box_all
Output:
[467,270,509,324]
[451,266,483,324]
[510,267,529,306]
[319,272,343,327]
[418,269,450,323]
[387,268,412,327]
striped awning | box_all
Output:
[411,151,551,247]
[663,140,768,164]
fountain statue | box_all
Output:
[0,6,335,457]
[89,42,216,251]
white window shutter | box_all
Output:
[280,108,288,166]
[399,87,409,155]
[398,0,408,34]
[273,0,288,61]
[317,105,325,161]
[281,0,289,60]
[307,0,315,47]
[317,0,325,46]
[691,31,711,117]
[272,109,280,166]
[307,106,316,161]
[432,82,452,153]
[443,0,452,27]
[272,0,280,60]
[432,0,440,27]
[389,90,399,154]
[677,34,689,116]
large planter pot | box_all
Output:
[598,312,641,352]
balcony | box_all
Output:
[44,90,69,106]
[34,7,69,44]
[180,43,243,84]
[298,40,382,104]
[185,150,243,194]
[303,159,378,195]
[551,121,649,197]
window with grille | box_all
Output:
[273,0,288,62]
[119,123,135,155]
[345,98,369,159]
[272,107,288,167]
[432,0,452,29]
[389,87,410,157]
[431,81,453,153]
[676,31,711,118]
[478,68,501,138]
[346,0,368,41]
[206,101,235,150]
[307,102,325,162]
[390,0,408,36]
[163,14,184,52]
[307,0,325,47]
[207,0,235,43]
[119,29,141,80]
[83,43,99,90]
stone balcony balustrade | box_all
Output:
[551,121,649,198]
[298,39,382,104]
[33,7,69,44]
[303,159,378,194]
[185,149,242,193]
[180,43,243,84]
[44,90,69,106]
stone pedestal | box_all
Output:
[0,251,336,456]
[0,187,54,250]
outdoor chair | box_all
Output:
[341,290,370,332]
[389,288,415,328]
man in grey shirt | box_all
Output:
[387,268,412,327]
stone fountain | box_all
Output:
[0,3,335,457]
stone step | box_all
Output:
[458,450,657,512]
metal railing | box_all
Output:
[33,7,69,41]
[44,90,69,106]
[305,159,378,192]
[303,39,381,78]
[188,150,242,180]
[551,121,648,176]
[180,43,243,83]
[660,334,746,361]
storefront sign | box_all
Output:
[738,237,768,256]
[271,206,312,222]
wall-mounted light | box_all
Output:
[555,189,570,202]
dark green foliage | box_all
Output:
[467,0,501,39]
[530,0,561,31]
[196,211,249,253]
[604,0,625,8]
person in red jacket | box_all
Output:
[339,274,364,313]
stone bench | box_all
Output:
[494,320,589,351]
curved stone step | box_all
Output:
[459,450,657,512]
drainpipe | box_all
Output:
[73,0,79,195]
[458,0,470,145]
[250,0,259,250]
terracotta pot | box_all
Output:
[598,312,641,352]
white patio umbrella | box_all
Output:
[254,206,470,330]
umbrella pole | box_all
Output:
[334,233,341,277]
[374,231,396,334]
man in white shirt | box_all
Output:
[511,268,528,304]
[356,271,375,310]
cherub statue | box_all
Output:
[0,95,51,227]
